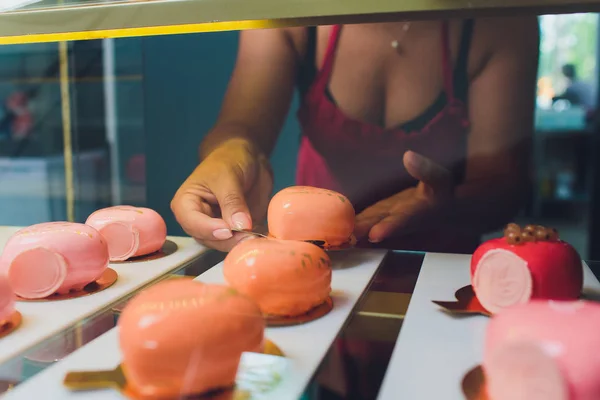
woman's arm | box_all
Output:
[444,15,540,234]
[200,28,300,159]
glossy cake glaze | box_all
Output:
[471,224,582,314]
[0,274,15,323]
[484,300,600,400]
[223,238,332,317]
[267,186,355,247]
[119,280,264,399]
[0,222,109,299]
[86,205,167,261]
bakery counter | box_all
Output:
[0,225,213,389]
[0,245,597,399]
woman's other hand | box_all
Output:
[171,138,273,252]
[354,151,454,243]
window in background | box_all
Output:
[518,13,599,259]
[537,13,598,113]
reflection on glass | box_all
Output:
[522,13,599,259]
[0,38,145,226]
[0,12,598,400]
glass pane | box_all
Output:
[0,11,599,400]
[0,38,145,226]
[522,13,599,258]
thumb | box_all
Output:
[212,175,253,231]
[403,151,453,197]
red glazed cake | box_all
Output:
[223,238,332,317]
[484,300,600,400]
[471,224,582,314]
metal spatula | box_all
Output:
[231,229,326,248]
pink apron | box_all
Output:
[296,22,479,253]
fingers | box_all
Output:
[196,233,258,253]
[171,162,254,250]
[354,153,452,244]
[354,213,386,241]
[355,193,427,243]
[354,198,395,241]
[172,192,257,251]
[403,151,453,197]
[211,173,253,231]
[368,211,414,243]
[171,192,231,241]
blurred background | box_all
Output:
[0,14,598,258]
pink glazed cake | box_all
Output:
[0,222,109,299]
[483,300,600,400]
[86,206,167,261]
[0,274,15,323]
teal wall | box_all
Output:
[142,32,301,235]
[0,34,300,231]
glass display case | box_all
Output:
[1,1,600,399]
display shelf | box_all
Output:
[1,0,600,45]
[0,226,209,367]
[1,249,387,399]
[376,253,600,400]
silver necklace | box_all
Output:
[391,22,412,50]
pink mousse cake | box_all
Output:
[86,206,167,261]
[0,222,109,299]
[0,274,15,323]
[484,300,600,400]
[471,223,582,314]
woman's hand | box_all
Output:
[171,138,273,252]
[354,151,454,243]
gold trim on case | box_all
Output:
[59,40,75,223]
[0,0,600,44]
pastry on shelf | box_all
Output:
[86,205,167,261]
[223,238,332,318]
[483,300,600,400]
[470,223,582,314]
[267,186,355,248]
[118,280,265,399]
[0,274,15,324]
[0,222,110,299]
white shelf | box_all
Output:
[0,226,209,370]
[1,248,387,399]
[377,253,600,400]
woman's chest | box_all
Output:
[314,22,477,129]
